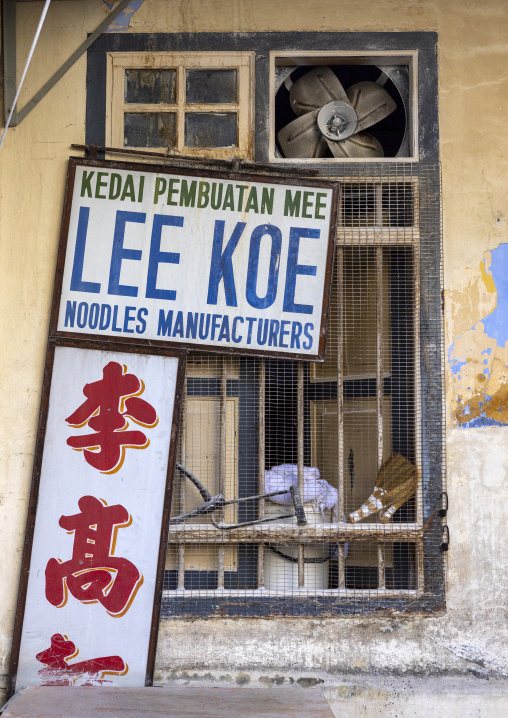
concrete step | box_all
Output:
[1,685,335,717]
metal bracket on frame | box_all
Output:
[1,0,132,127]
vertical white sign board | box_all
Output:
[16,346,180,688]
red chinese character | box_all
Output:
[66,361,158,473]
[46,496,143,617]
[37,633,127,686]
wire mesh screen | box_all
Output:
[163,162,445,617]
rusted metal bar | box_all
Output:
[218,547,225,590]
[417,538,425,593]
[336,230,417,246]
[177,546,185,590]
[168,525,422,544]
[163,587,422,599]
[377,543,386,589]
[298,544,305,588]
[337,543,346,591]
[70,144,319,176]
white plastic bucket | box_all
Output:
[262,500,331,590]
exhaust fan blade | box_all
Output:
[290,66,348,116]
[325,132,384,159]
[346,81,397,132]
[278,111,330,158]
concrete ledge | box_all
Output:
[1,685,334,717]
[324,675,508,717]
[3,676,508,717]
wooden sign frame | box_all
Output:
[50,157,338,361]
[8,338,186,697]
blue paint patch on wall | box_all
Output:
[459,415,507,429]
[448,242,508,428]
[103,0,145,32]
[449,355,466,376]
[480,243,508,347]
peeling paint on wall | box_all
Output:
[103,1,145,31]
[449,243,508,427]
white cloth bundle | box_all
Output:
[265,464,338,512]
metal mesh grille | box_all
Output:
[163,162,445,617]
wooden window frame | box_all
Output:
[106,51,255,158]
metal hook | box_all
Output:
[439,491,448,518]
[441,525,450,551]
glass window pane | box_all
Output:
[186,69,237,104]
[124,112,176,148]
[184,113,237,148]
[125,69,176,104]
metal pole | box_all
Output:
[0,0,52,152]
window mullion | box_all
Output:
[177,64,186,152]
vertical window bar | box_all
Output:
[376,245,386,588]
[257,358,266,588]
[177,546,185,590]
[417,538,425,594]
[177,374,187,589]
[377,544,386,590]
[297,362,305,588]
[375,183,383,227]
[337,247,345,588]
[217,357,227,589]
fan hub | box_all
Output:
[317,101,358,141]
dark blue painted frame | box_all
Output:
[85,31,444,617]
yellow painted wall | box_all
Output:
[1,0,508,699]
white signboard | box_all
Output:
[16,345,181,689]
[55,160,338,359]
